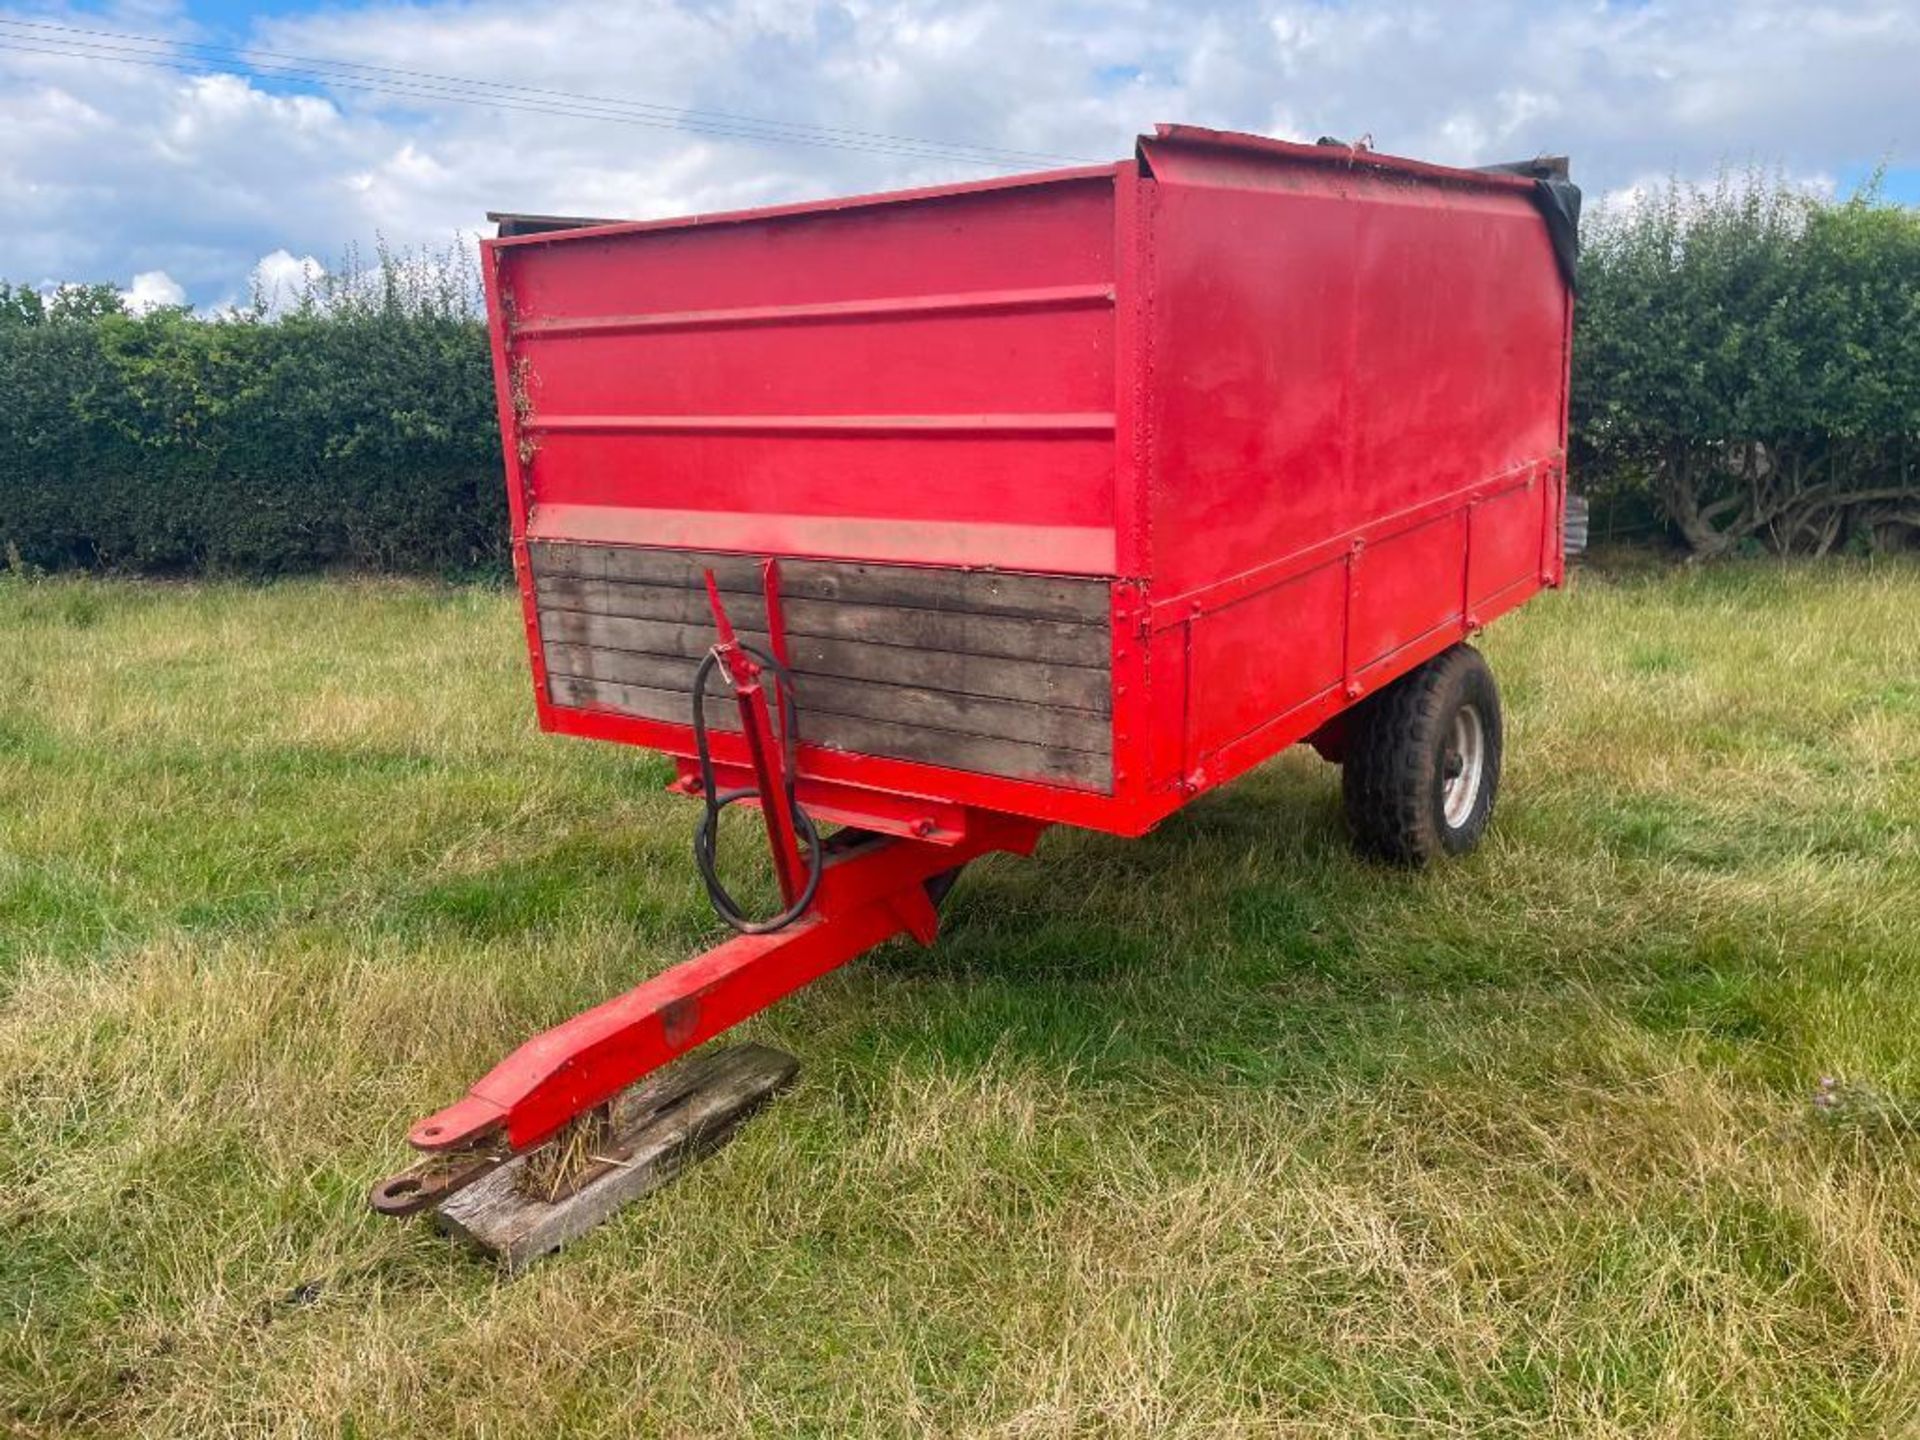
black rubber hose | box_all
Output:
[690,645,824,934]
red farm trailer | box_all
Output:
[373,125,1579,1251]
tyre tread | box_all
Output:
[1341,645,1499,864]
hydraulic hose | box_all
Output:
[689,644,823,934]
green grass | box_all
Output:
[2,558,1917,1437]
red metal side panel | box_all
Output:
[489,171,1121,575]
[1185,565,1346,770]
[1135,129,1570,796]
[1466,480,1546,610]
[1353,511,1471,661]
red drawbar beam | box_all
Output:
[408,814,1045,1156]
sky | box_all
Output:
[1,0,1917,310]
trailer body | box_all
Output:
[482,124,1573,842]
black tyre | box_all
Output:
[1341,644,1503,865]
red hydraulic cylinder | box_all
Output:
[701,570,809,905]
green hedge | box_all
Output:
[0,264,504,575]
[1573,174,1920,555]
[5,181,1918,575]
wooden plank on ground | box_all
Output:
[434,1043,799,1272]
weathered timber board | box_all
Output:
[540,573,1105,660]
[541,642,1111,753]
[536,597,1102,667]
[434,1043,799,1272]
[547,674,1109,787]
[528,541,1106,623]
[540,624,1111,714]
[528,542,1115,791]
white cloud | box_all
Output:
[120,268,184,313]
[1,0,1917,305]
[249,249,325,314]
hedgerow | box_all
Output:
[0,248,505,575]
[1573,173,1920,555]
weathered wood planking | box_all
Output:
[529,544,1113,781]
[540,617,1111,713]
[434,1044,798,1271]
[542,642,1110,753]
[529,540,1105,623]
[548,674,1107,786]
[537,599,1113,675]
[537,583,1102,666]
[529,540,1115,791]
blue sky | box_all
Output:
[1836,162,1920,207]
[3,0,1917,308]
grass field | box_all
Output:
[2,557,1917,1437]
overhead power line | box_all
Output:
[0,17,1096,170]
[0,32,1037,167]
[0,15,1088,166]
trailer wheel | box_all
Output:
[1342,644,1502,865]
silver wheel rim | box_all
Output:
[1441,703,1485,829]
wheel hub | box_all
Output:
[1441,703,1485,828]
